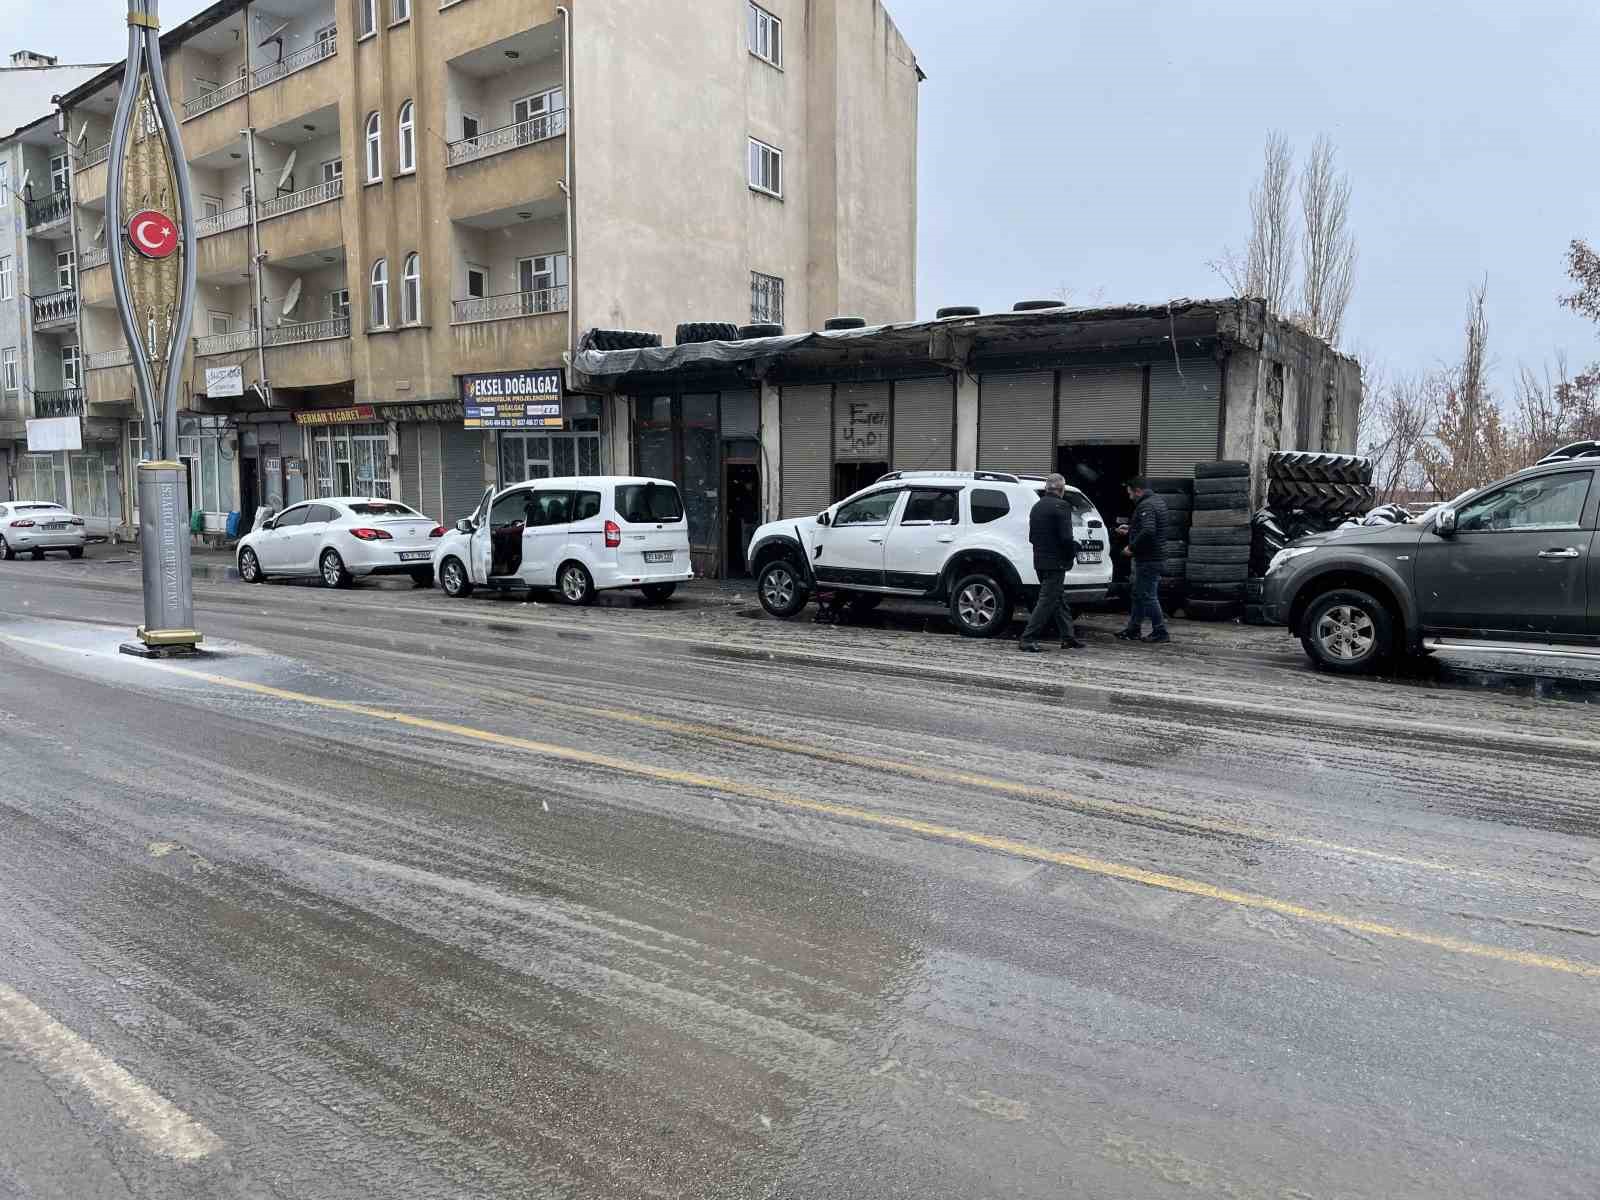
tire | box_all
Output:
[641,582,677,603]
[740,322,784,339]
[1267,479,1375,516]
[1300,588,1395,674]
[1187,545,1251,565]
[439,556,473,598]
[557,561,596,605]
[319,549,350,588]
[1245,577,1266,600]
[0,536,12,561]
[1163,559,1188,577]
[410,567,434,588]
[1162,539,1188,558]
[674,321,741,345]
[1196,491,1255,511]
[1193,476,1251,496]
[1012,299,1064,311]
[585,328,662,351]
[1147,477,1193,495]
[68,547,84,559]
[1186,562,1249,583]
[1185,598,1240,621]
[238,546,265,583]
[1268,451,1373,486]
[949,572,1012,638]
[1160,495,1194,514]
[936,305,980,318]
[1189,526,1251,546]
[1188,580,1247,598]
[1192,508,1251,528]
[757,559,808,618]
[824,316,867,330]
[1194,460,1251,479]
[1244,603,1270,625]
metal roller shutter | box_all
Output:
[440,423,484,525]
[1146,358,1221,478]
[834,383,891,462]
[1057,365,1141,443]
[891,376,954,470]
[780,385,832,518]
[418,423,443,521]
[978,371,1054,475]
[398,425,420,513]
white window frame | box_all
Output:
[518,253,568,294]
[391,0,410,23]
[748,3,782,68]
[358,0,376,37]
[321,157,342,185]
[200,194,222,220]
[0,161,9,209]
[747,137,782,198]
[364,112,382,182]
[401,252,421,324]
[61,344,81,388]
[316,24,337,46]
[0,256,12,301]
[50,154,70,194]
[208,311,231,336]
[1,348,17,392]
[466,264,488,299]
[397,100,416,173]
[370,258,388,329]
[57,250,76,291]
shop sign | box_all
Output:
[293,404,376,426]
[461,369,564,430]
[205,364,243,398]
[26,417,83,452]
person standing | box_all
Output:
[1116,478,1171,643]
[1020,474,1086,652]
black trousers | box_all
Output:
[1021,568,1075,643]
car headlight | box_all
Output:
[1267,546,1319,575]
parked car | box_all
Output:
[746,470,1112,637]
[433,476,693,604]
[0,501,87,559]
[237,498,444,587]
[1263,455,1600,673]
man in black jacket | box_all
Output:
[1116,478,1171,643]
[1020,474,1086,652]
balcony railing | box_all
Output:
[445,110,566,168]
[86,347,132,370]
[258,176,342,221]
[79,142,111,170]
[194,329,260,356]
[33,388,86,418]
[32,289,78,327]
[182,74,247,121]
[252,34,337,88]
[80,245,110,270]
[452,286,568,324]
[263,316,350,346]
[196,205,250,238]
[26,188,71,230]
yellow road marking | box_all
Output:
[6,630,1598,980]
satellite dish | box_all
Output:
[18,169,30,195]
[281,276,303,318]
[94,220,105,243]
[76,121,88,146]
[277,150,297,191]
[259,20,289,64]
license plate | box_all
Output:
[44,522,69,531]
[399,551,431,562]
[644,550,674,564]
[1077,552,1102,564]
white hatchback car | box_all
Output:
[0,501,88,559]
[236,497,444,587]
[434,475,693,604]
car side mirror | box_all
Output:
[816,511,831,527]
[262,517,277,531]
[455,517,474,534]
[1435,508,1457,537]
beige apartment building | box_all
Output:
[27,0,918,539]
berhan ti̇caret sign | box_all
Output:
[461,369,565,430]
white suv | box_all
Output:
[747,471,1112,636]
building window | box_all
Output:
[50,154,69,194]
[311,423,390,498]
[359,0,376,36]
[370,258,388,328]
[321,158,342,185]
[518,253,568,304]
[750,271,784,325]
[57,250,76,291]
[328,288,350,319]
[177,416,238,517]
[1,348,17,392]
[748,137,782,198]
[512,89,564,140]
[61,345,81,388]
[0,256,11,301]
[397,100,416,173]
[364,112,382,182]
[748,3,782,68]
[391,0,410,22]
[466,265,488,298]
[0,161,9,208]
[401,252,421,324]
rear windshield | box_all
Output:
[1035,489,1094,513]
[345,501,424,517]
[615,482,684,523]
[16,503,63,512]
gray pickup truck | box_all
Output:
[1262,450,1600,673]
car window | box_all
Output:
[305,505,339,524]
[834,490,900,527]
[573,491,602,522]
[347,501,422,517]
[274,505,309,528]
[490,489,530,529]
[1455,471,1592,532]
[529,491,573,527]
[17,503,63,512]
[970,488,1010,524]
[901,488,958,525]
[615,482,685,523]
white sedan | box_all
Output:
[0,501,88,559]
[236,497,444,588]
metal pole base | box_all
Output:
[119,638,206,659]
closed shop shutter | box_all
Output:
[780,385,832,518]
[418,423,443,521]
[1057,365,1142,443]
[0,449,10,500]
[892,376,954,470]
[1146,358,1221,478]
[398,424,420,512]
[978,371,1054,475]
[834,383,891,462]
[440,423,484,525]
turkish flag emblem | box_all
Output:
[128,209,179,259]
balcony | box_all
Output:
[183,75,247,121]
[34,389,86,418]
[79,142,110,170]
[259,176,341,221]
[452,286,567,325]
[197,204,251,239]
[195,317,350,357]
[32,289,78,329]
[26,188,71,231]
[252,34,336,89]
[86,348,132,370]
[80,246,109,270]
[194,329,260,357]
[446,110,566,169]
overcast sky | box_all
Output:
[7,0,1598,396]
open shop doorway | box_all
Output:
[1058,443,1142,588]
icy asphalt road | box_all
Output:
[1,560,1598,1199]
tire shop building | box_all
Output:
[571,297,1362,579]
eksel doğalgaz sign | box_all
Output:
[461,369,564,430]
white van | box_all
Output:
[432,475,694,604]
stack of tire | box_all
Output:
[1265,452,1375,517]
[1146,477,1193,609]
[1185,461,1252,620]
[579,328,663,351]
[675,322,742,345]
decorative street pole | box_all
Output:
[109,0,202,656]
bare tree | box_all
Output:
[1298,135,1357,346]
[1560,239,1600,324]
[1211,131,1297,314]
[1417,281,1508,497]
[1359,367,1436,501]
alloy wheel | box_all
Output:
[442,559,464,596]
[1315,605,1375,661]
[762,565,795,610]
[561,566,587,602]
[957,582,998,630]
[240,549,258,582]
[322,553,342,587]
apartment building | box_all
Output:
[23,0,918,537]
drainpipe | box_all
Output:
[557,5,574,357]
[242,125,269,401]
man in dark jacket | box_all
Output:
[1019,474,1086,652]
[1116,478,1171,643]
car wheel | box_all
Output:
[319,549,351,589]
[238,547,265,583]
[440,556,473,598]
[949,572,1012,638]
[1301,588,1394,674]
[68,547,84,560]
[757,560,808,618]
[0,536,11,561]
[409,567,434,588]
[641,582,677,603]
[557,561,596,605]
